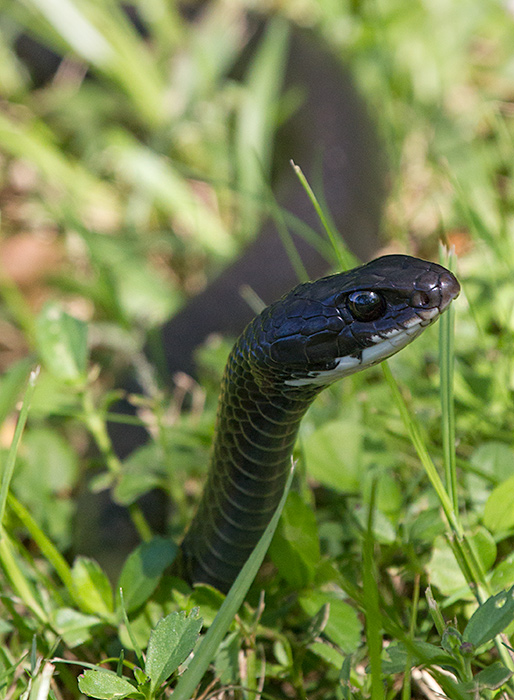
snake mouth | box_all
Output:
[358,308,435,367]
[285,302,451,388]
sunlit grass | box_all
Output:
[1,0,514,698]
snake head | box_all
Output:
[253,254,460,388]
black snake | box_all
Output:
[176,254,460,592]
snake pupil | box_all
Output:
[347,290,385,321]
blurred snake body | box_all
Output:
[178,255,460,592]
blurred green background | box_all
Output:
[2,1,514,698]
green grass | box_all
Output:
[1,1,514,698]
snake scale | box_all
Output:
[176,254,460,592]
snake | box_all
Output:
[175,254,460,593]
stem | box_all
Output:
[265,179,309,283]
[401,576,420,700]
[81,388,154,540]
[82,389,122,477]
[129,503,153,541]
[363,483,384,700]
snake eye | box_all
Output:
[347,290,385,321]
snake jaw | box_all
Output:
[284,317,426,387]
[283,297,451,388]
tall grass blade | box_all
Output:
[236,17,289,238]
[23,0,166,127]
[291,161,357,271]
[0,112,106,205]
[107,130,234,257]
[438,246,459,515]
[381,362,460,535]
[0,367,39,528]
[0,530,47,622]
[7,493,76,601]
[265,182,309,283]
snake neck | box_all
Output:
[178,333,320,592]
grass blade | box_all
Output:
[236,17,290,238]
[362,483,384,700]
[438,245,459,515]
[291,161,357,271]
[0,367,39,528]
[0,530,47,622]
[7,493,76,601]
[381,362,460,535]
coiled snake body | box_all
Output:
[178,255,460,592]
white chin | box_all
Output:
[284,318,429,388]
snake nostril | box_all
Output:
[412,290,431,308]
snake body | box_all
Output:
[178,255,460,592]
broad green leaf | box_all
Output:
[118,538,178,613]
[14,427,78,550]
[303,418,363,493]
[51,608,101,648]
[269,491,320,588]
[407,508,446,544]
[214,632,240,684]
[467,442,514,509]
[29,368,82,417]
[273,638,293,667]
[490,556,514,593]
[472,527,497,569]
[114,444,168,505]
[463,586,514,648]
[483,473,514,533]
[35,303,88,384]
[72,557,114,619]
[353,506,396,545]
[82,232,178,327]
[299,591,361,653]
[427,537,467,596]
[308,641,345,669]
[12,426,78,548]
[78,670,139,700]
[461,662,513,692]
[374,473,403,515]
[188,585,226,627]
[382,641,454,674]
[20,427,78,492]
[145,609,203,690]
